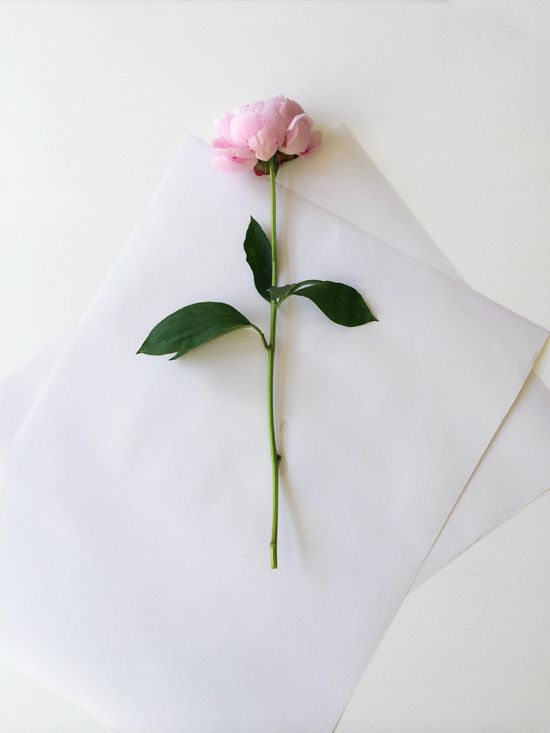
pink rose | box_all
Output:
[211,95,322,175]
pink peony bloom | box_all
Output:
[211,95,322,175]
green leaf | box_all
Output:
[243,217,272,301]
[274,280,378,327]
[269,283,300,301]
[269,280,320,303]
[137,302,258,360]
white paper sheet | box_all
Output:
[278,127,461,280]
[278,126,550,585]
[416,369,550,585]
[0,136,545,733]
[0,343,60,457]
[2,128,549,590]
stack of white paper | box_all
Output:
[0,131,547,733]
[279,127,550,587]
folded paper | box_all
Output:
[0,136,545,733]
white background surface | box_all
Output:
[0,1,549,731]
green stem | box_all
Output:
[268,157,279,569]
[251,324,269,350]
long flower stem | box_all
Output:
[268,158,279,569]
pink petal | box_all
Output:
[229,107,263,147]
[211,151,256,174]
[280,113,314,156]
[271,96,304,130]
[212,136,234,150]
[248,130,279,161]
[261,99,287,144]
[299,129,323,157]
[212,139,255,159]
[212,112,234,143]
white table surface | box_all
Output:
[0,1,549,731]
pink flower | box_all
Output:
[211,95,322,175]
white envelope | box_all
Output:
[0,136,545,733]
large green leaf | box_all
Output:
[137,302,259,360]
[272,279,377,327]
[269,280,318,303]
[243,217,272,301]
[268,283,299,302]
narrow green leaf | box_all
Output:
[243,217,272,301]
[137,302,258,360]
[272,279,377,327]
